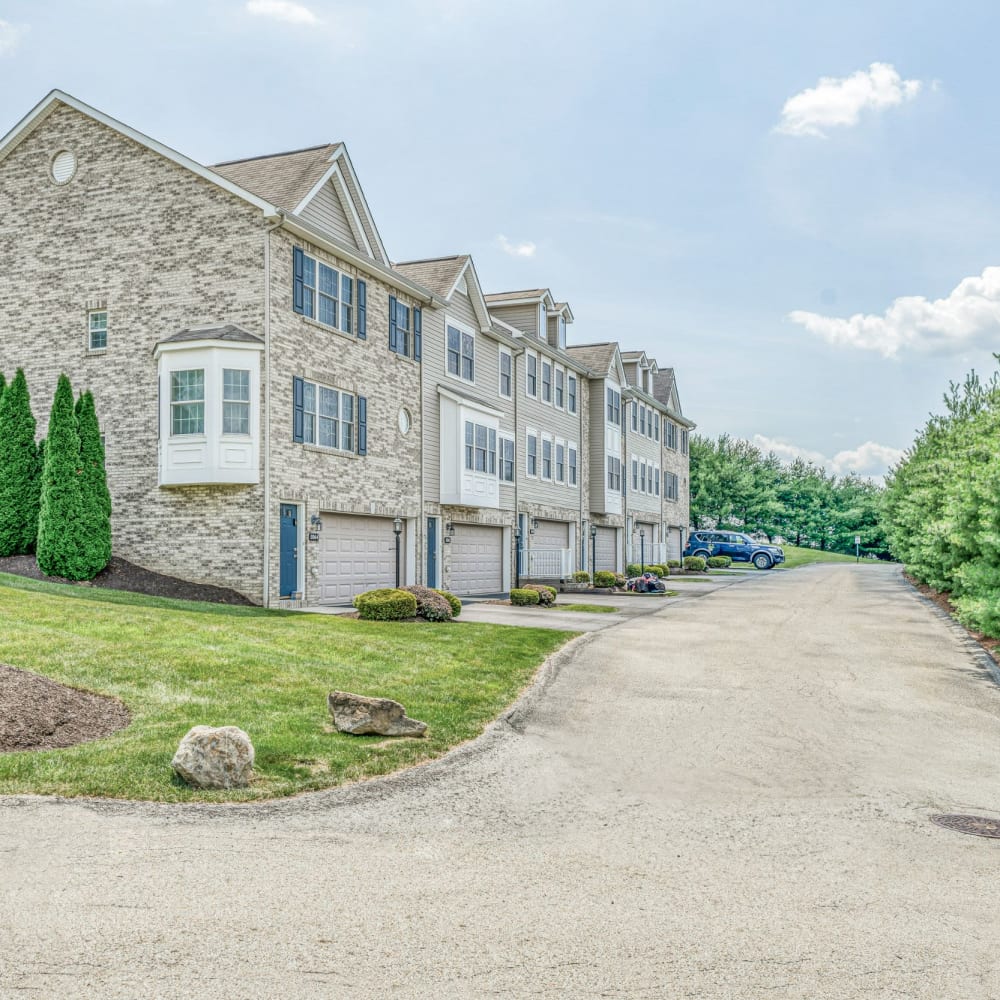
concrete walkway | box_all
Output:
[3,564,1000,998]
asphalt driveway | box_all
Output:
[3,564,1000,998]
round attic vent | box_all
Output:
[50,150,77,184]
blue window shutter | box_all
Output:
[413,307,422,361]
[292,247,305,315]
[357,279,367,339]
[357,395,368,455]
[388,295,398,353]
[292,376,304,443]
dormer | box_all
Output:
[484,288,555,340]
[546,301,575,351]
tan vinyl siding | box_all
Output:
[588,378,608,509]
[339,165,385,264]
[490,303,539,337]
[299,182,358,249]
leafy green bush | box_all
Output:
[524,583,556,606]
[683,556,707,572]
[510,588,540,606]
[614,573,626,588]
[0,369,40,557]
[353,588,418,621]
[667,560,681,569]
[401,585,453,621]
[706,556,731,569]
[592,570,616,588]
[647,564,669,577]
[626,563,642,577]
[572,571,591,583]
[434,589,462,618]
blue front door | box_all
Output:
[280,504,298,597]
[426,517,438,588]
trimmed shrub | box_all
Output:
[74,390,112,577]
[626,563,642,577]
[401,585,453,621]
[683,556,707,572]
[434,589,462,618]
[510,588,540,606]
[706,556,732,569]
[667,559,681,569]
[353,588,418,621]
[614,573,626,588]
[0,369,40,556]
[648,564,669,577]
[572,570,591,583]
[592,570,616,588]
[524,583,556,606]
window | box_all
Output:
[499,348,512,398]
[88,310,107,350]
[170,369,204,435]
[555,368,564,408]
[606,387,620,425]
[557,316,566,350]
[542,436,552,479]
[631,401,638,431]
[569,445,578,486]
[527,431,538,476]
[542,361,552,403]
[681,429,689,455]
[607,455,621,491]
[300,379,354,452]
[654,415,659,442]
[568,374,577,414]
[666,420,678,450]
[555,441,565,483]
[527,352,538,397]
[640,462,647,493]
[499,436,515,482]
[640,406,646,435]
[464,421,496,473]
[665,472,679,500]
[654,467,661,496]
[632,458,638,491]
[392,299,411,357]
[294,250,353,334]
[447,323,474,381]
[222,369,250,434]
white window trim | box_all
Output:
[498,432,515,483]
[301,378,357,453]
[554,437,565,484]
[525,349,538,399]
[541,432,553,481]
[88,309,108,352]
[445,316,476,385]
[498,345,513,399]
[526,426,539,478]
[541,358,553,405]
[554,366,565,411]
[567,373,577,414]
[301,250,354,335]
[568,440,578,488]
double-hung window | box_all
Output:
[527,431,538,476]
[568,374,577,414]
[88,310,108,351]
[170,370,204,435]
[541,361,552,403]
[499,348,512,398]
[654,415,659,442]
[499,436,515,482]
[639,405,646,435]
[222,369,250,434]
[555,441,565,483]
[655,467,660,496]
[464,421,496,473]
[666,472,679,500]
[447,324,474,381]
[301,380,354,451]
[666,420,678,450]
[607,455,621,492]
[641,462,647,493]
[555,369,564,408]
[293,249,354,334]
[542,437,553,479]
[632,458,639,491]
[569,445,578,486]
[631,401,638,432]
[527,353,538,397]
[681,429,689,455]
[606,387,620,425]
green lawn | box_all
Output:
[0,573,572,802]
[773,545,875,569]
[558,603,619,613]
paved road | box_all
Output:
[3,564,1000,998]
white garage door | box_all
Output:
[533,519,569,550]
[594,526,618,574]
[450,524,503,596]
[319,514,404,603]
[667,528,682,562]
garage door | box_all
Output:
[594,526,618,574]
[667,528,682,562]
[450,524,503,595]
[533,519,569,550]
[319,514,404,603]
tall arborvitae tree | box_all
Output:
[74,390,111,575]
[37,374,89,579]
[0,371,7,401]
[0,369,41,556]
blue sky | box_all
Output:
[3,0,999,479]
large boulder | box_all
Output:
[328,691,427,737]
[171,725,255,789]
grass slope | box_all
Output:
[0,574,571,802]
[776,545,876,569]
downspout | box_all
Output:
[261,210,285,607]
[578,370,584,571]
[622,391,629,573]
[512,346,523,587]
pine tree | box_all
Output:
[0,370,7,401]
[37,374,90,579]
[74,390,111,575]
[0,369,41,556]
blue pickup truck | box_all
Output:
[683,530,785,570]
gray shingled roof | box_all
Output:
[212,144,338,211]
[653,368,676,405]
[157,325,263,346]
[393,256,469,299]
[484,289,548,303]
[565,342,618,374]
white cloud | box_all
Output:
[776,62,922,138]
[245,0,318,25]
[789,266,1000,357]
[497,234,536,258]
[0,20,27,56]
[752,435,905,480]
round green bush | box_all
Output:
[706,556,731,569]
[510,588,540,606]
[592,570,616,588]
[683,556,707,572]
[614,573,626,588]
[648,564,669,577]
[667,560,681,569]
[434,589,462,617]
[626,563,642,577]
[524,583,556,606]
[572,570,591,583]
[353,588,418,621]
[401,585,453,621]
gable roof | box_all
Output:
[213,145,338,216]
[485,288,556,310]
[395,254,493,331]
[157,324,264,347]
[565,342,618,374]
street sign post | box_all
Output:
[855,535,861,562]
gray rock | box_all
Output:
[328,691,427,737]
[171,725,255,789]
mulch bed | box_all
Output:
[905,573,1000,666]
[0,554,253,606]
[0,663,131,753]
